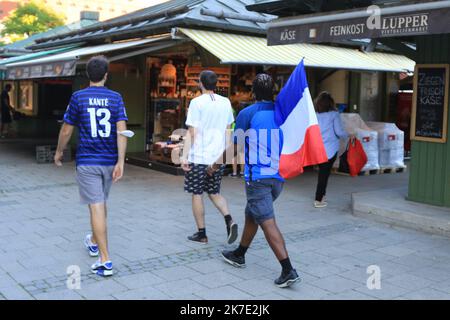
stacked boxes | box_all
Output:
[367,122,405,168]
[36,145,72,164]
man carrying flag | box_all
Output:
[209,60,327,288]
[208,73,301,288]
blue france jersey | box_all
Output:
[63,86,128,166]
[234,101,284,182]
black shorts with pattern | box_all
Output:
[184,163,224,195]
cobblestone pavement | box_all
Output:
[1,140,450,300]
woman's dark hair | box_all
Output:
[314,91,336,113]
[5,84,12,90]
[199,70,218,90]
[86,55,109,83]
[252,73,274,101]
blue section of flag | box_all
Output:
[275,59,309,126]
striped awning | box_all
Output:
[178,28,415,72]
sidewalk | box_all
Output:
[1,140,450,300]
[353,187,450,237]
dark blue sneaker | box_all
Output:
[84,234,99,257]
[221,250,245,268]
[274,269,301,288]
[226,222,238,245]
[91,260,113,277]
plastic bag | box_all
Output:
[347,137,368,176]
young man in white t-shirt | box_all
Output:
[181,70,238,245]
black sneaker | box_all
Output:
[274,269,301,288]
[187,232,208,244]
[221,250,246,268]
[226,222,238,244]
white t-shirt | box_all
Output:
[185,93,234,165]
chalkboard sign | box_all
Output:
[411,64,449,143]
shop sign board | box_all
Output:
[6,60,76,80]
[268,7,450,45]
[411,64,449,143]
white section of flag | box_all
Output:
[280,87,319,155]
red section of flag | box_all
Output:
[279,125,328,179]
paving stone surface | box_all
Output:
[1,140,450,300]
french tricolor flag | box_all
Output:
[275,59,328,179]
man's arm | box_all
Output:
[113,120,127,183]
[208,142,242,176]
[181,126,196,172]
[54,123,74,166]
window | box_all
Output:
[19,81,34,113]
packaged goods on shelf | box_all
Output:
[367,122,405,168]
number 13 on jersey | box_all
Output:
[88,108,111,138]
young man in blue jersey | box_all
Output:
[54,56,128,277]
[208,74,300,288]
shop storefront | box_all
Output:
[1,0,414,175]
[121,28,414,174]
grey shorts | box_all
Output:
[76,166,114,205]
[245,179,284,225]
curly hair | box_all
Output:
[252,73,274,101]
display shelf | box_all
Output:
[185,66,231,98]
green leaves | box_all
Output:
[1,0,65,41]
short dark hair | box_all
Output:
[199,70,217,90]
[252,73,274,101]
[314,91,336,113]
[5,84,12,90]
[86,55,109,83]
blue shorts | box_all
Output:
[245,178,283,225]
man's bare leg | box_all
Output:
[209,193,238,243]
[208,194,230,217]
[192,195,205,229]
[89,203,110,263]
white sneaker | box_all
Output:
[84,234,99,257]
[91,260,113,277]
[314,201,327,208]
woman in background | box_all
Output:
[314,92,349,208]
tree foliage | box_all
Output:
[1,1,65,41]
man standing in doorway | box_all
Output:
[54,56,128,277]
[181,70,238,245]
[208,74,301,288]
[1,84,14,138]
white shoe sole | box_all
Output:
[91,269,113,276]
[314,202,327,208]
[222,253,246,268]
[276,276,302,288]
[88,250,99,257]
